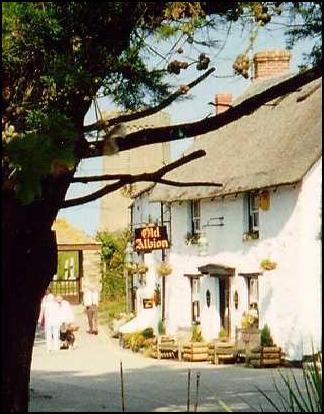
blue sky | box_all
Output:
[58,15,315,236]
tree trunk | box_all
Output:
[1,193,59,412]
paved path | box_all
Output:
[29,306,300,412]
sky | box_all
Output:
[58,12,316,236]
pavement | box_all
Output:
[29,305,303,412]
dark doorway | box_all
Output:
[219,277,230,337]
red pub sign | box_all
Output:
[134,225,170,252]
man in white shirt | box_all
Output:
[83,286,99,335]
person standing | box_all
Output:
[83,286,99,335]
[41,293,61,352]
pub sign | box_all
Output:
[134,225,170,252]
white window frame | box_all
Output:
[191,200,201,235]
[244,193,259,232]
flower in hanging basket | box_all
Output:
[260,259,277,271]
[137,263,148,274]
[156,261,173,276]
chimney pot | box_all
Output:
[215,93,232,115]
[253,49,291,81]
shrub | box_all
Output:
[191,324,203,342]
[261,324,274,347]
[141,327,154,339]
[218,327,228,342]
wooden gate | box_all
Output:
[50,278,82,304]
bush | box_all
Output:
[261,324,274,347]
[191,324,203,342]
[141,327,154,339]
[218,327,227,341]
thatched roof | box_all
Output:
[150,74,322,202]
[52,218,99,245]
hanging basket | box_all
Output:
[156,261,173,277]
[260,259,277,271]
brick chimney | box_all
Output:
[253,49,291,81]
[215,93,232,114]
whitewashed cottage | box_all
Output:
[126,50,322,361]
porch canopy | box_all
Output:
[198,263,235,277]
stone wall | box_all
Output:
[82,249,102,293]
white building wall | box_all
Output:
[130,159,322,360]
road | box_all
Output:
[29,305,300,412]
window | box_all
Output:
[190,200,201,235]
[191,277,201,324]
[248,277,259,306]
[243,193,259,238]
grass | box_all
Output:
[98,296,126,330]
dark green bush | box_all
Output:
[261,324,273,347]
[142,327,154,339]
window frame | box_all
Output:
[244,192,260,235]
[190,200,201,236]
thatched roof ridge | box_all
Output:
[52,218,99,245]
[150,75,322,202]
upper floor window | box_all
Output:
[190,200,201,235]
[243,193,259,239]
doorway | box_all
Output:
[219,277,230,337]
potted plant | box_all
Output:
[243,230,259,241]
[185,232,200,245]
[156,261,173,276]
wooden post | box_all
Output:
[120,361,126,412]
[187,369,191,412]
[194,372,200,412]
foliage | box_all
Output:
[285,2,322,67]
[123,329,156,352]
[218,327,228,341]
[257,352,322,412]
[98,297,127,328]
[2,2,321,206]
[141,327,154,339]
[260,324,274,347]
[154,283,161,306]
[96,229,130,300]
[191,324,203,342]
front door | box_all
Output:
[219,277,230,337]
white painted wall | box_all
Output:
[130,158,322,360]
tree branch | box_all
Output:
[83,67,216,132]
[83,64,322,158]
[61,149,221,208]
